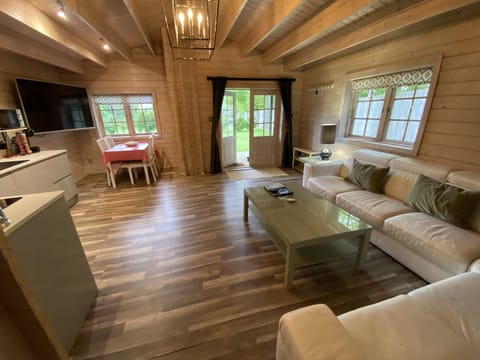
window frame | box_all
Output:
[339,54,442,155]
[92,92,162,138]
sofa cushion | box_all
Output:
[307,176,361,202]
[389,156,451,181]
[408,272,480,353]
[336,191,415,228]
[383,212,480,274]
[347,159,389,193]
[447,170,480,233]
[406,174,480,229]
[351,148,399,167]
[338,294,478,360]
[383,169,419,203]
[277,304,367,360]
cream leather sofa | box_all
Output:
[302,149,480,283]
[276,272,480,360]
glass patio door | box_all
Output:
[249,90,280,167]
[221,91,236,167]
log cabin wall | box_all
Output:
[299,16,480,172]
[166,41,303,175]
[0,50,91,181]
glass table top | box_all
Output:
[245,182,372,245]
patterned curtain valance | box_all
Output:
[351,67,433,91]
[93,94,153,104]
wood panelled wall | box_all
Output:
[58,42,303,176]
[0,49,98,181]
[166,41,303,175]
[299,17,480,172]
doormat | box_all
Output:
[225,168,288,180]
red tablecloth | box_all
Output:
[103,142,149,163]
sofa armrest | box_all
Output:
[276,304,367,360]
[302,160,344,187]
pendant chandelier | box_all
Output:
[161,0,219,60]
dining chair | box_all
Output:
[104,135,115,148]
[148,134,160,178]
[96,138,121,188]
[121,139,157,185]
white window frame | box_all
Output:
[338,54,442,155]
[92,93,161,138]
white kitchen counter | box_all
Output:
[1,191,64,236]
[0,150,66,177]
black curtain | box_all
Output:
[210,77,227,174]
[279,79,293,168]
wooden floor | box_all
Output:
[69,171,426,360]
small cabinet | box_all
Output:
[292,147,322,173]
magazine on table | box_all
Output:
[264,182,293,197]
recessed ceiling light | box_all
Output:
[57,1,66,19]
[100,38,110,51]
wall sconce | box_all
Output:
[310,81,335,94]
[319,124,337,160]
[161,0,219,60]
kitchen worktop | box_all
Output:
[0,150,67,177]
[1,191,64,236]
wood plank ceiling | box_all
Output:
[0,0,479,74]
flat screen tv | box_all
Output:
[15,78,95,133]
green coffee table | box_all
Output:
[243,182,372,289]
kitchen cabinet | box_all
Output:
[0,192,97,359]
[0,151,77,207]
[0,175,17,197]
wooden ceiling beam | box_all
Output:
[262,0,378,64]
[216,0,249,49]
[240,0,304,57]
[284,0,479,70]
[63,0,133,62]
[0,26,84,74]
[122,0,155,56]
[0,0,108,68]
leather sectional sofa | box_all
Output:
[302,148,480,283]
[275,149,480,359]
[276,272,480,360]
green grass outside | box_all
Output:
[235,128,267,152]
[236,130,249,152]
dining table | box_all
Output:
[103,142,152,185]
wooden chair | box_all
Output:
[121,137,157,185]
[104,135,115,148]
[96,138,122,188]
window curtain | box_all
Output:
[210,77,227,174]
[279,79,293,168]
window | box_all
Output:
[253,94,276,137]
[93,94,159,136]
[348,67,433,148]
[221,92,235,138]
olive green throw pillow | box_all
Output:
[347,159,389,193]
[406,174,480,229]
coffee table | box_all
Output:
[244,182,372,289]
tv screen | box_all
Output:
[15,78,95,133]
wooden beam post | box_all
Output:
[0,0,108,68]
[63,0,133,62]
[122,0,156,56]
[262,0,378,64]
[284,0,479,70]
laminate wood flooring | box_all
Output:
[69,172,426,360]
